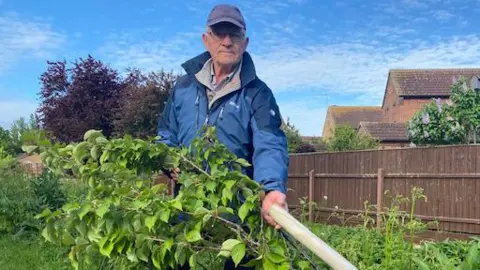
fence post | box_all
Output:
[376,168,384,228]
[308,169,315,222]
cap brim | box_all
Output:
[207,17,245,29]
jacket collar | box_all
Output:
[181,51,257,88]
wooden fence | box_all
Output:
[286,145,480,239]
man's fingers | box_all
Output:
[169,168,180,182]
[262,211,282,229]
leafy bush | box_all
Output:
[0,159,66,236]
[0,128,17,156]
[326,125,378,152]
[408,98,465,145]
[0,147,16,170]
[30,169,67,212]
[0,166,40,235]
[282,119,303,153]
[408,78,480,145]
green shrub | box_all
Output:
[0,167,40,235]
[30,169,67,211]
[0,163,67,236]
[326,125,378,152]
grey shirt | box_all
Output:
[195,58,242,108]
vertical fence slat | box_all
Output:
[308,169,315,222]
[376,168,384,228]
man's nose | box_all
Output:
[221,35,234,46]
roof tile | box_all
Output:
[328,106,383,128]
[390,69,480,97]
[359,122,409,142]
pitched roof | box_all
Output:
[327,106,383,128]
[389,69,480,97]
[358,122,409,142]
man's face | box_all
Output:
[202,22,249,68]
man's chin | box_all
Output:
[217,58,240,67]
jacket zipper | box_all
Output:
[200,84,243,126]
[219,107,224,120]
[204,99,226,126]
[195,94,200,129]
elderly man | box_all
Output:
[157,4,289,268]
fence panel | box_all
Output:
[287,145,480,237]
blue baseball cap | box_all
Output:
[207,4,246,30]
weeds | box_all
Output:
[299,186,478,270]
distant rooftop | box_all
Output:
[327,105,383,128]
[389,68,480,97]
[358,121,409,142]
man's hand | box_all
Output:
[261,190,288,230]
[168,168,180,181]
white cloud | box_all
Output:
[97,2,480,135]
[375,26,417,37]
[0,12,65,73]
[253,35,480,96]
[0,100,39,129]
[432,10,454,21]
[401,0,428,8]
[98,33,480,134]
[98,30,202,74]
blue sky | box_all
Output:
[1,0,480,136]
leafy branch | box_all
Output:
[29,126,302,269]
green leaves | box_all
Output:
[236,158,251,167]
[96,201,111,218]
[221,180,236,205]
[186,221,203,243]
[238,201,254,223]
[84,129,103,142]
[170,198,183,211]
[33,127,292,270]
[326,124,378,152]
[408,78,480,146]
[219,239,241,257]
[99,236,115,257]
[145,215,157,231]
[231,243,246,267]
[78,202,92,220]
[21,145,38,154]
[73,141,89,163]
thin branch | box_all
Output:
[178,154,214,180]
[213,215,260,250]
[147,237,166,243]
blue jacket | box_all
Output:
[157,51,289,194]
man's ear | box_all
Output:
[202,33,208,49]
[243,37,250,50]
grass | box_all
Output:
[0,234,70,270]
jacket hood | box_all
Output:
[181,51,257,88]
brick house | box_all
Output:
[357,122,410,148]
[322,68,480,148]
[322,106,383,140]
[380,69,480,123]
